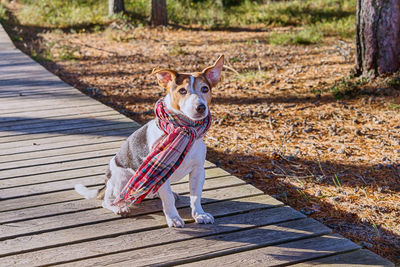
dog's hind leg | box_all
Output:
[102,157,133,216]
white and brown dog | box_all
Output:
[75,55,224,228]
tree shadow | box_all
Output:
[205,147,400,263]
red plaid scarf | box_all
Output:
[113,99,212,206]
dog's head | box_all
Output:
[152,55,224,121]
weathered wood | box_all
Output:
[0,165,106,189]
[0,192,272,256]
[0,113,124,137]
[0,139,124,163]
[0,121,135,146]
[0,118,131,143]
[0,181,254,240]
[180,234,360,267]
[0,206,295,266]
[292,249,394,266]
[0,169,236,202]
[0,147,118,171]
[68,217,328,267]
[0,155,112,180]
[0,101,99,114]
[0,128,132,156]
[0,95,92,110]
[0,187,102,212]
[0,171,241,223]
[0,104,116,123]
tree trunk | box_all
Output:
[151,0,168,26]
[355,0,400,77]
[108,0,125,16]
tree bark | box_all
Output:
[356,0,400,77]
[151,0,168,26]
[108,0,125,16]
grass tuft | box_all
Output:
[235,70,270,83]
[329,77,369,99]
[268,27,323,46]
[0,3,7,22]
[17,0,108,28]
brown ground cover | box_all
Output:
[4,17,400,263]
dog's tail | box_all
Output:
[74,184,100,199]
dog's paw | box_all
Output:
[166,216,185,228]
[193,212,214,224]
[116,206,131,217]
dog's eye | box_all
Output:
[201,86,209,93]
[178,88,187,95]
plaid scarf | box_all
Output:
[113,99,211,206]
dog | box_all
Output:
[75,55,224,228]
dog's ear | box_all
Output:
[203,55,224,87]
[151,68,177,88]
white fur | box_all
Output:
[74,184,99,199]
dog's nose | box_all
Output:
[196,104,206,114]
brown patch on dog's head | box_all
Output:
[152,55,224,114]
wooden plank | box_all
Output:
[0,155,112,180]
[0,165,106,190]
[0,93,88,105]
[0,110,119,129]
[0,206,298,267]
[292,249,394,267]
[0,128,133,156]
[0,170,236,223]
[0,187,267,256]
[65,217,329,267]
[0,97,96,111]
[0,177,250,239]
[0,121,136,147]
[1,164,228,189]
[0,163,224,197]
[0,168,233,201]
[0,113,124,136]
[0,147,118,171]
[0,139,124,163]
[0,186,102,212]
[0,104,116,123]
[0,117,131,143]
[180,234,360,267]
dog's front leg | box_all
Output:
[190,167,214,224]
[158,180,185,228]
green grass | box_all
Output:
[5,0,355,45]
[329,77,369,99]
[11,0,355,34]
[387,103,400,110]
[235,70,270,83]
[268,27,323,45]
[0,3,8,22]
[17,0,109,28]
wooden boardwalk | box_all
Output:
[0,24,393,266]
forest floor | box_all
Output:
[2,3,400,264]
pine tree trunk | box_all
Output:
[108,0,125,16]
[355,0,400,77]
[151,0,168,26]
